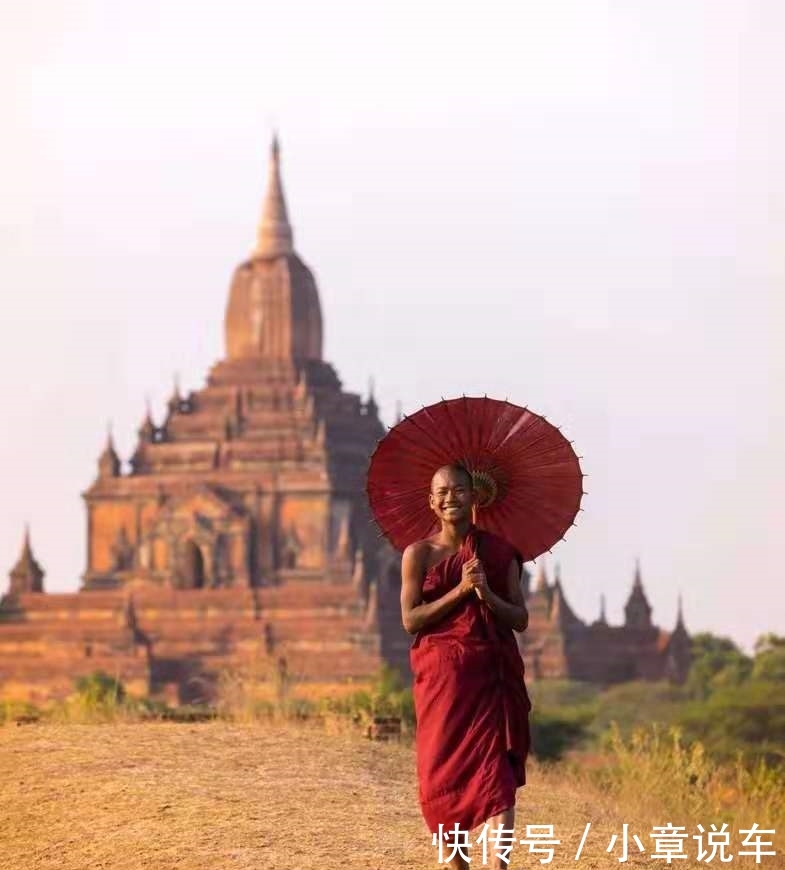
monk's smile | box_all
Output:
[427,465,478,531]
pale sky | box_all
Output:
[1,1,782,653]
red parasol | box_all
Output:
[366,396,584,562]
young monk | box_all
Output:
[401,464,532,870]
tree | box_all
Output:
[679,680,785,765]
[686,632,752,700]
[752,634,785,683]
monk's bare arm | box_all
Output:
[482,559,529,632]
[400,543,471,635]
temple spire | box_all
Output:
[138,398,155,443]
[590,590,609,628]
[549,566,578,626]
[98,422,121,479]
[21,524,31,558]
[366,377,378,416]
[8,524,45,595]
[255,134,294,258]
[675,592,685,630]
[624,558,653,629]
[169,373,181,407]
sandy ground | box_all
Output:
[0,720,780,870]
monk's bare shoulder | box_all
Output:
[402,539,432,572]
[401,542,432,623]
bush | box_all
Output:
[530,708,592,761]
[678,680,785,766]
[752,634,785,682]
[686,632,753,700]
[74,671,126,706]
[528,679,600,709]
[318,666,415,730]
[45,671,140,723]
[590,680,689,738]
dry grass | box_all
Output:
[0,720,782,870]
[573,724,785,834]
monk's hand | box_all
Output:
[470,566,491,601]
[462,558,491,601]
[459,558,481,598]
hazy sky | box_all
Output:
[1,1,782,653]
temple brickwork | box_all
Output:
[0,138,689,703]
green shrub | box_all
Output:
[678,680,785,766]
[590,680,688,738]
[686,632,753,700]
[55,671,134,722]
[74,671,126,706]
[317,667,415,730]
[528,679,600,709]
[530,707,592,761]
[752,634,785,682]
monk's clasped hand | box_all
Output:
[459,557,480,595]
[463,558,491,601]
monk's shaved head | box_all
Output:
[431,463,473,491]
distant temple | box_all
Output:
[520,560,690,684]
[0,139,690,703]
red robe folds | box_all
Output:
[410,526,532,835]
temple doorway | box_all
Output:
[182,540,206,589]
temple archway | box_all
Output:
[182,540,206,589]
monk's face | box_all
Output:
[429,467,475,524]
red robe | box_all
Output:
[410,526,532,835]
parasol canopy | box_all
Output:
[366,396,584,562]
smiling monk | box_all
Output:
[401,464,532,870]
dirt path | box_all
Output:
[0,721,779,869]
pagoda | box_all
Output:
[83,136,385,592]
[0,139,409,704]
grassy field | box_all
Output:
[1,719,782,870]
